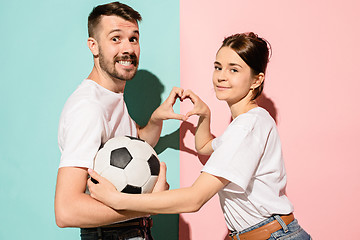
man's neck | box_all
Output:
[87,66,126,93]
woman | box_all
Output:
[88,32,311,240]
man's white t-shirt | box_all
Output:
[202,107,294,231]
[58,79,137,169]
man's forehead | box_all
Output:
[99,15,139,33]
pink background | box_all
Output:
[179,0,360,239]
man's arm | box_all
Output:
[138,87,186,147]
[55,167,148,228]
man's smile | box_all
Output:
[116,60,133,67]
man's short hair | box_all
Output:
[88,2,142,38]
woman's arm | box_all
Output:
[87,169,228,214]
[195,114,214,155]
[181,90,214,155]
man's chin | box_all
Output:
[112,71,137,81]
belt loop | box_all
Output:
[274,215,289,233]
[96,227,103,240]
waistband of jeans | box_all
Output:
[81,217,153,233]
[229,213,294,240]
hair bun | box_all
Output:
[247,32,258,39]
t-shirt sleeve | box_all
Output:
[202,124,264,193]
[59,101,105,169]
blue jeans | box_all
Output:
[231,215,311,240]
[80,226,153,240]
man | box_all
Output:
[55,2,184,239]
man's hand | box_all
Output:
[151,87,187,123]
[138,87,187,146]
[152,162,170,193]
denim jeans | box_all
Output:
[231,215,311,240]
[80,226,153,240]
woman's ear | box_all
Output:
[87,37,99,57]
[252,73,265,89]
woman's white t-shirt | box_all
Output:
[202,107,294,231]
[58,79,137,169]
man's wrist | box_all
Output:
[149,111,164,125]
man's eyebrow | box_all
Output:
[108,29,140,36]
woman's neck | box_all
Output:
[229,100,258,119]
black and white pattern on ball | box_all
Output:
[92,136,160,194]
[148,154,160,176]
[122,185,142,194]
[126,135,145,142]
[110,148,132,169]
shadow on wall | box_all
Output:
[226,93,278,125]
[124,69,164,127]
[258,93,278,124]
[125,69,204,158]
[124,69,191,240]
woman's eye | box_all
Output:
[214,66,222,71]
[230,69,238,73]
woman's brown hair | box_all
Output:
[221,32,271,100]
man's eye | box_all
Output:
[112,37,120,42]
[130,37,138,43]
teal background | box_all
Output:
[0,1,180,239]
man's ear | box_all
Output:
[87,37,99,57]
[251,73,265,89]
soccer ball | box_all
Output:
[93,136,160,194]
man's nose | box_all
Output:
[120,40,135,54]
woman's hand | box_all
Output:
[87,162,169,210]
[181,90,214,155]
[181,89,211,119]
[87,169,122,209]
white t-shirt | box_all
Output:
[202,107,294,231]
[58,79,137,169]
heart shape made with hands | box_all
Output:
[163,88,205,121]
[179,92,198,120]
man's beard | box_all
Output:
[98,50,138,81]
